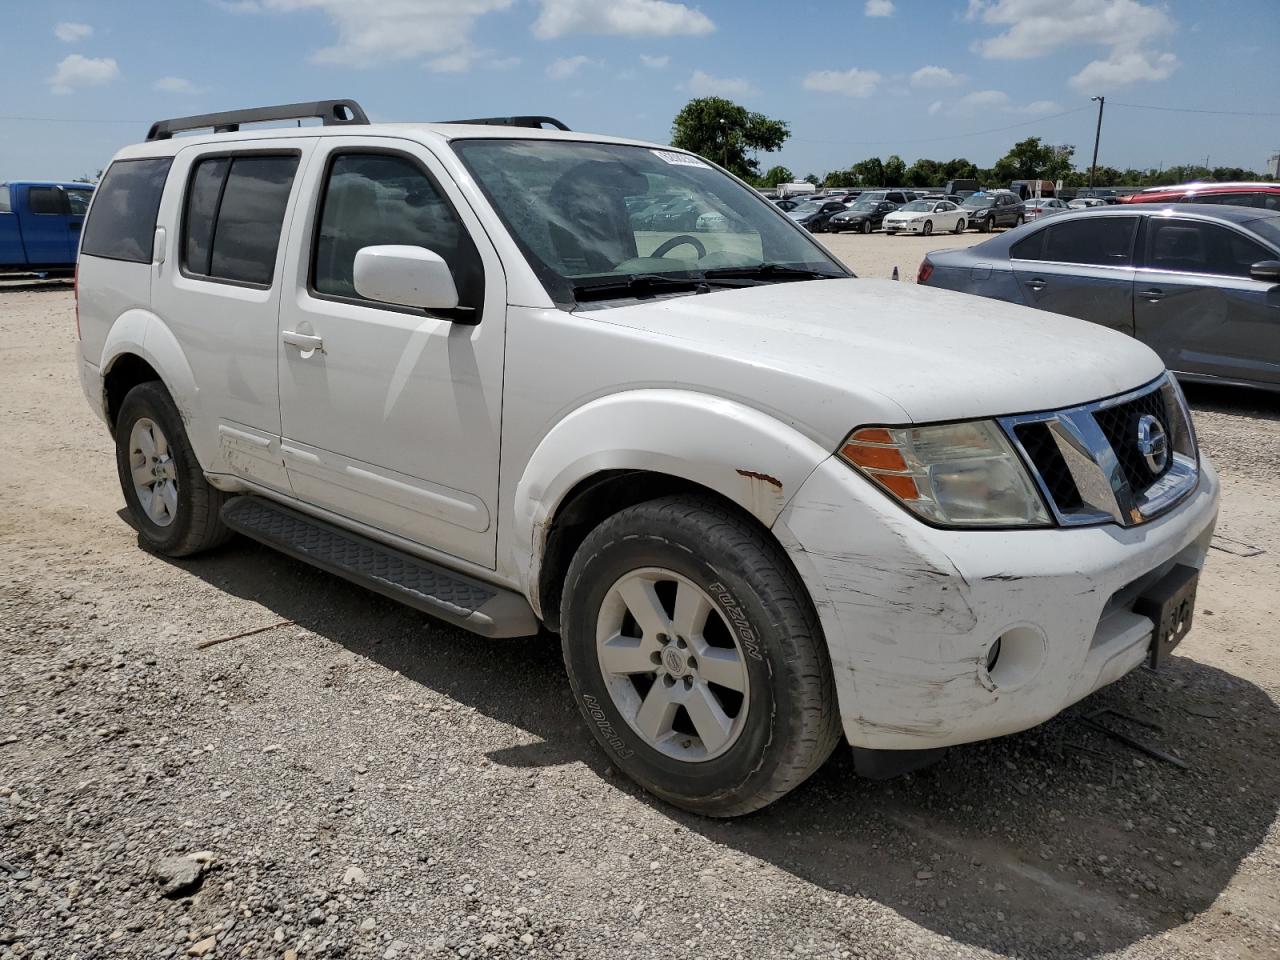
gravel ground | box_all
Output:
[1,267,1278,960]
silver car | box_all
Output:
[918,204,1280,392]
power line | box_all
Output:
[1110,102,1280,118]
[790,105,1092,148]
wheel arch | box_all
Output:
[99,309,198,435]
[509,389,833,628]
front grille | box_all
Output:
[1000,375,1198,528]
[1092,389,1171,495]
[1013,421,1082,510]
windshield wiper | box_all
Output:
[701,263,843,282]
[572,273,710,303]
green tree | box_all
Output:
[991,137,1071,183]
[670,97,790,181]
[851,157,885,186]
[803,173,820,185]
[941,158,979,182]
[758,165,794,188]
[883,154,907,185]
[905,158,942,187]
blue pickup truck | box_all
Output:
[1,181,95,274]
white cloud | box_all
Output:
[251,0,514,66]
[547,54,594,80]
[1012,98,1061,113]
[865,0,894,16]
[802,67,881,98]
[48,54,119,94]
[968,0,1173,59]
[534,0,713,39]
[952,88,1011,114]
[928,100,944,115]
[153,76,206,94]
[640,53,670,69]
[1069,49,1178,91]
[686,70,752,97]
[909,65,963,88]
[54,22,93,43]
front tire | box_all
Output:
[922,220,933,236]
[862,219,873,235]
[979,217,991,233]
[561,496,841,817]
[115,381,231,557]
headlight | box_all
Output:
[838,421,1051,527]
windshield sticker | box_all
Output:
[651,150,710,169]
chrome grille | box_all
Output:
[1000,375,1199,528]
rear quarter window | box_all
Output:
[81,158,173,263]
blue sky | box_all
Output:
[2,0,1277,182]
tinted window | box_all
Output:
[28,187,63,215]
[1034,217,1138,266]
[1144,218,1274,278]
[66,189,92,215]
[312,153,484,316]
[209,156,298,285]
[81,158,173,263]
[182,157,230,277]
[1194,191,1280,211]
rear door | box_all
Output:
[150,139,316,492]
[1133,216,1280,386]
[17,185,73,265]
[64,186,93,260]
[1010,215,1140,335]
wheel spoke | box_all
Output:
[671,580,712,642]
[695,647,747,692]
[158,480,179,520]
[684,685,733,756]
[152,427,169,458]
[633,682,678,744]
[599,631,657,676]
[617,576,671,639]
[135,426,156,461]
[131,463,154,489]
[145,488,165,524]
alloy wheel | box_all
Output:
[128,417,178,527]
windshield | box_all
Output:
[848,201,877,212]
[791,201,823,215]
[454,139,845,305]
[900,200,933,212]
[1247,217,1280,249]
[962,197,994,209]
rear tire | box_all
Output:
[954,218,966,233]
[561,495,842,817]
[115,381,231,557]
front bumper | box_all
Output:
[775,454,1220,750]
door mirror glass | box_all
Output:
[1249,259,1280,282]
[353,245,459,311]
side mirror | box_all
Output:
[1249,260,1280,283]
[353,245,459,311]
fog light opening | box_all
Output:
[983,626,1045,690]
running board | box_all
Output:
[220,497,538,639]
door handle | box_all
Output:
[282,330,325,354]
[1140,288,1164,302]
[1025,278,1046,291]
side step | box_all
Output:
[220,497,539,639]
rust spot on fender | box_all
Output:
[736,469,782,489]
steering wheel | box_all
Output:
[650,234,707,260]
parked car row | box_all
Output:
[775,188,1035,235]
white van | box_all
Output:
[75,100,1218,815]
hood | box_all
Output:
[579,278,1164,436]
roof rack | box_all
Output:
[443,115,570,131]
[146,99,368,142]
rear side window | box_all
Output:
[1144,218,1273,278]
[0,185,10,214]
[66,188,93,215]
[311,152,484,317]
[1193,191,1280,212]
[28,187,63,215]
[182,154,299,286]
[81,158,173,263]
[1020,217,1138,266]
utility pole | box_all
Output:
[1088,95,1105,189]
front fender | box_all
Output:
[510,388,833,607]
[99,309,199,426]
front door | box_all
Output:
[1133,216,1280,386]
[1010,215,1139,335]
[150,138,316,492]
[276,139,506,568]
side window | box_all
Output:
[1145,219,1272,278]
[312,152,484,316]
[1041,217,1138,266]
[0,185,10,214]
[28,187,64,215]
[66,189,93,215]
[182,154,299,286]
[1010,228,1046,261]
[81,158,173,263]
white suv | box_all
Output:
[75,100,1219,816]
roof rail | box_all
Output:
[146,99,368,142]
[443,115,570,131]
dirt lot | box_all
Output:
[1,258,1278,960]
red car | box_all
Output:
[1120,181,1280,210]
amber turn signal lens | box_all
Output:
[840,441,908,472]
[874,472,922,501]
